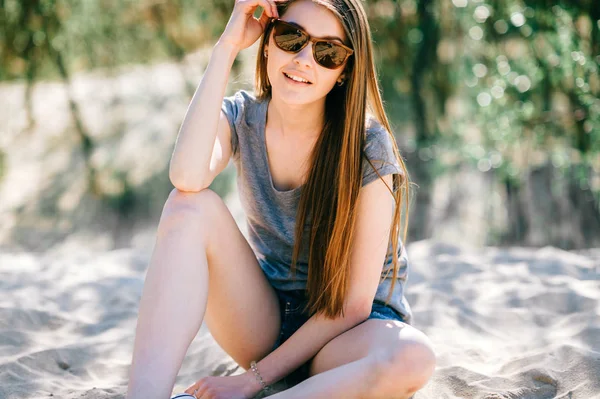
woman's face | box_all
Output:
[265,0,349,106]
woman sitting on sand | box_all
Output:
[126,0,436,398]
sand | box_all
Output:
[1,49,599,399]
[1,237,599,399]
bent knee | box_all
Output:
[163,188,225,219]
[158,188,227,237]
[377,338,436,395]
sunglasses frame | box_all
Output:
[270,18,354,69]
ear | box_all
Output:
[339,66,350,79]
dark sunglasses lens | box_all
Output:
[273,22,307,52]
[314,41,348,68]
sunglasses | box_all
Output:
[270,19,354,69]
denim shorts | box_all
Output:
[269,288,407,388]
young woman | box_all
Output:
[126,0,436,398]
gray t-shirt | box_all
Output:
[222,89,412,324]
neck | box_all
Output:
[267,93,326,140]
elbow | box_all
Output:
[345,299,372,323]
[170,180,208,193]
[169,151,221,192]
[169,165,210,192]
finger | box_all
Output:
[194,384,208,399]
[183,383,201,398]
[237,0,270,18]
[186,387,200,399]
[255,0,276,18]
[267,0,279,18]
[257,11,271,30]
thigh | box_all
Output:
[308,304,425,377]
[307,316,435,397]
[166,188,281,370]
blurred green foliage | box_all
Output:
[2,1,597,175]
[1,0,208,75]
[366,0,599,191]
[1,0,599,246]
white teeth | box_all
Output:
[285,72,309,83]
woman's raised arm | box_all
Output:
[169,0,279,191]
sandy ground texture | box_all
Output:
[1,236,599,399]
[1,47,599,399]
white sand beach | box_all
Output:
[1,235,599,399]
[1,52,599,399]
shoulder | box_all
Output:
[361,115,404,188]
[363,115,396,159]
[222,89,257,112]
[230,89,258,104]
[222,89,265,125]
[365,114,384,135]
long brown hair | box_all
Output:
[255,0,412,319]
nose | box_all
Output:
[293,42,314,68]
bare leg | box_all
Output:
[126,189,280,399]
[271,356,389,399]
[272,355,417,399]
[126,194,211,399]
[271,318,435,398]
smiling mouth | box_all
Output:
[283,72,312,84]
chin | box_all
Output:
[273,85,331,107]
[273,87,311,105]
